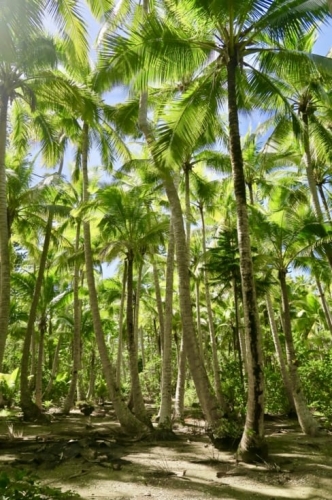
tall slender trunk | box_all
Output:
[134,259,144,367]
[265,292,295,413]
[86,346,96,400]
[159,218,175,428]
[227,55,266,461]
[278,269,319,436]
[0,93,10,372]
[116,261,127,386]
[126,250,150,426]
[199,205,227,411]
[164,176,222,427]
[63,221,82,414]
[43,333,62,399]
[20,212,53,420]
[174,335,186,421]
[81,123,149,434]
[35,315,46,409]
[138,84,222,429]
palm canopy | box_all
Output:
[98,0,332,167]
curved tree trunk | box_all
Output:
[278,269,319,436]
[138,84,222,429]
[163,175,223,427]
[227,56,266,461]
[158,218,175,428]
[81,122,149,435]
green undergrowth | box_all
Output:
[0,470,81,500]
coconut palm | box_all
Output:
[0,0,87,377]
[98,184,168,426]
[101,0,332,459]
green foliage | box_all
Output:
[299,352,332,417]
[264,368,290,415]
[0,470,80,499]
[0,368,19,408]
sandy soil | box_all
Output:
[0,409,331,500]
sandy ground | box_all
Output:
[0,410,331,500]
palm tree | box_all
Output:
[0,0,87,375]
[98,184,168,426]
[102,0,332,459]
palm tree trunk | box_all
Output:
[20,212,53,420]
[116,260,127,386]
[278,269,319,436]
[159,218,175,428]
[63,221,82,414]
[81,122,149,435]
[43,333,62,399]
[86,346,96,400]
[174,335,186,422]
[163,175,223,427]
[199,205,227,411]
[126,250,150,426]
[35,315,46,409]
[227,55,266,461]
[0,93,11,373]
[138,85,223,428]
[265,292,295,413]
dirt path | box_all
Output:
[0,411,331,500]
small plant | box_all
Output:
[7,424,23,440]
[0,470,81,499]
[0,368,19,408]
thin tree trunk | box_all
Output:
[86,347,96,401]
[266,292,295,413]
[138,120,222,429]
[159,218,175,428]
[35,315,46,409]
[134,259,144,367]
[20,212,53,421]
[126,250,150,425]
[227,55,266,461]
[199,205,227,411]
[43,333,62,399]
[116,260,127,386]
[81,123,149,435]
[278,269,319,436]
[174,335,186,422]
[0,93,11,373]
[63,221,82,414]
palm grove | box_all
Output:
[1,0,332,461]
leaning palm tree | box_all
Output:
[101,0,332,460]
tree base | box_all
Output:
[237,440,269,463]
